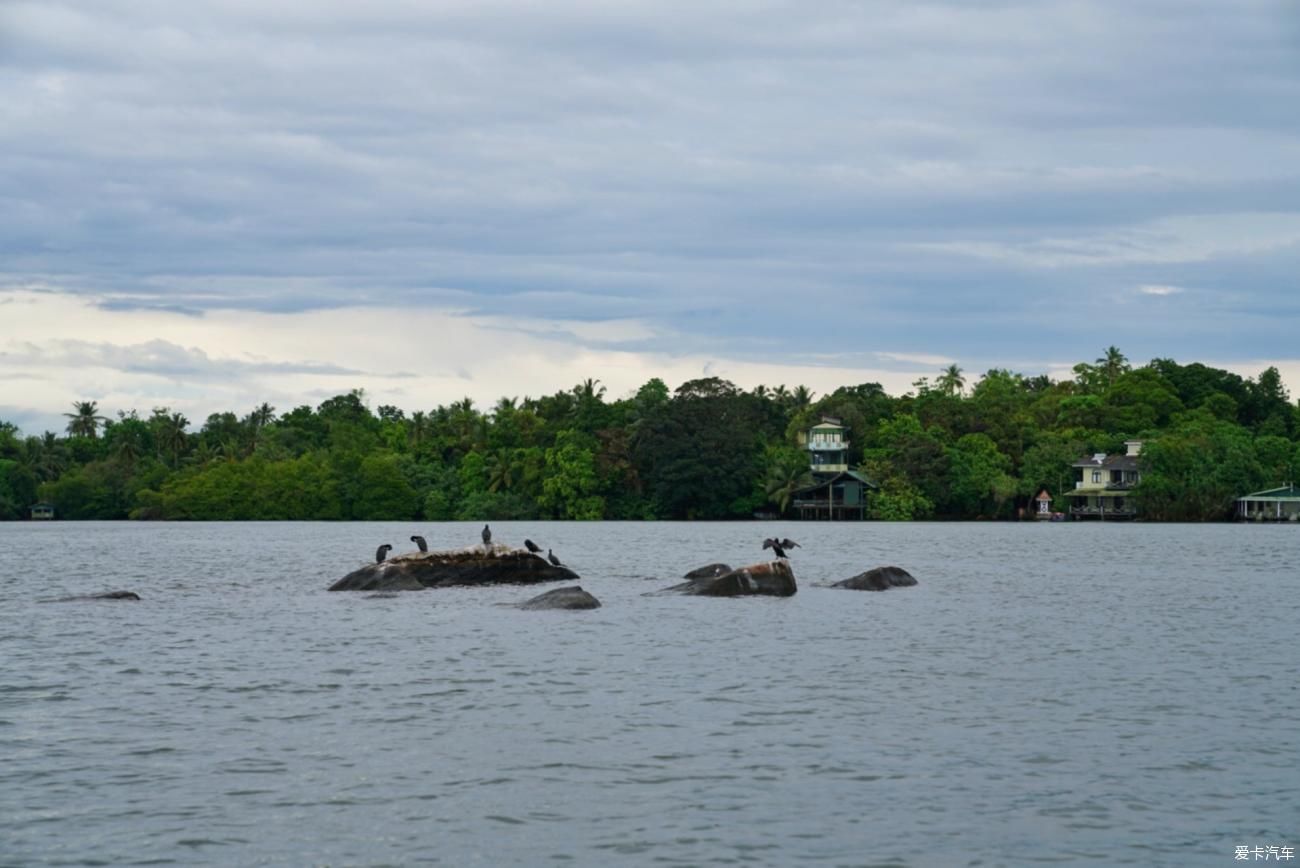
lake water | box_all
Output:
[1,521,1297,867]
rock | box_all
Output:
[824,565,918,591]
[518,586,602,610]
[329,543,579,592]
[683,563,732,579]
[41,591,141,602]
[655,560,797,597]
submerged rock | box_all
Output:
[518,586,602,610]
[683,563,732,580]
[655,560,797,597]
[41,590,141,602]
[823,565,918,591]
[329,543,579,592]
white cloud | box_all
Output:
[0,288,932,433]
[1138,284,1184,296]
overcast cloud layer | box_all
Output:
[3,1,1299,432]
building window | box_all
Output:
[1092,470,1101,483]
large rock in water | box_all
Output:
[517,586,602,610]
[656,560,797,597]
[825,565,918,591]
[328,544,578,591]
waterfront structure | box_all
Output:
[791,417,878,519]
[30,502,55,520]
[1033,488,1054,519]
[1065,440,1142,520]
[1235,485,1300,521]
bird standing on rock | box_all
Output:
[524,539,541,554]
[410,535,428,553]
[482,524,492,545]
[762,538,789,559]
[548,549,563,567]
[376,544,393,563]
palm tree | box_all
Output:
[1096,346,1130,387]
[157,412,190,468]
[486,448,517,493]
[790,385,814,412]
[408,410,429,450]
[937,364,966,398]
[766,451,813,514]
[64,401,106,439]
[114,435,141,468]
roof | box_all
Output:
[1072,453,1140,471]
[1237,484,1300,502]
[792,470,879,495]
[810,421,845,430]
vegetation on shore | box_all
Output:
[2,349,1297,522]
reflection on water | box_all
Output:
[1,521,1297,866]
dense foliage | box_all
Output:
[3,350,1298,521]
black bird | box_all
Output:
[376,543,393,563]
[410,535,428,553]
[547,549,562,567]
[762,538,788,559]
[780,538,801,550]
[524,539,541,554]
[482,524,492,545]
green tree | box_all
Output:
[764,445,812,514]
[64,401,107,439]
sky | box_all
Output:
[3,0,1299,434]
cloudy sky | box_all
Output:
[3,0,1299,434]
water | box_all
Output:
[2,521,1297,867]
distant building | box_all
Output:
[30,502,55,520]
[1065,440,1142,520]
[1235,485,1300,522]
[791,417,878,520]
[1033,488,1054,520]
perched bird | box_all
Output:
[780,538,801,550]
[762,538,788,559]
[376,544,393,563]
[524,539,541,554]
[547,549,563,567]
[410,535,428,553]
[482,524,492,545]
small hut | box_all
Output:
[1033,488,1053,520]
[30,502,55,520]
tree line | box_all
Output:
[2,349,1297,522]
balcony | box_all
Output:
[808,441,849,451]
[1069,505,1137,517]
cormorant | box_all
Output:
[410,535,428,553]
[780,538,801,550]
[762,538,788,559]
[376,543,393,563]
[524,539,541,554]
[482,524,492,545]
[547,549,562,567]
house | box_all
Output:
[1064,440,1142,520]
[30,502,55,520]
[791,417,878,519]
[1235,485,1300,522]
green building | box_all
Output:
[791,417,878,520]
[1235,485,1300,521]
